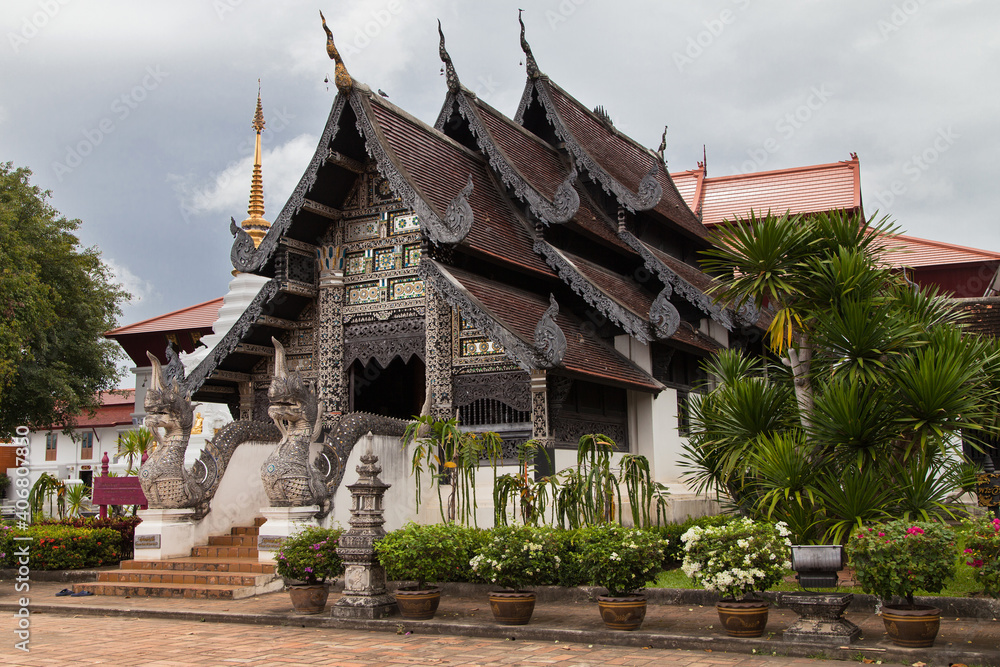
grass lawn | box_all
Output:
[652,565,982,596]
[654,541,985,598]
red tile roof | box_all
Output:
[878,234,1000,269]
[54,390,135,429]
[672,157,861,227]
[106,298,223,335]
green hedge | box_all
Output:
[1,525,121,570]
[36,516,141,558]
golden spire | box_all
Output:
[320,10,353,94]
[241,81,270,248]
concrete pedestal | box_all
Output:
[133,508,197,560]
[779,592,861,645]
[256,506,320,563]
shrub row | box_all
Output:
[377,522,675,589]
[0,524,122,570]
[35,516,141,558]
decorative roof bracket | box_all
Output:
[533,294,567,368]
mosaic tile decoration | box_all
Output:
[348,281,381,305]
[344,251,367,276]
[404,244,421,268]
[389,277,425,301]
[461,337,505,357]
[373,247,397,272]
[391,213,420,235]
[371,176,400,204]
[345,218,379,242]
[459,313,479,332]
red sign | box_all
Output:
[93,476,147,506]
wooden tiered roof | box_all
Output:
[181,19,750,401]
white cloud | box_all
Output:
[104,257,157,306]
[172,133,317,219]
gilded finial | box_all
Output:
[320,10,353,94]
[252,80,265,133]
[240,84,270,249]
[518,9,540,79]
[437,20,459,93]
[657,125,668,161]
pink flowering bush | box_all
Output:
[846,519,955,607]
[963,515,1000,597]
[274,526,345,586]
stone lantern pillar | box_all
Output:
[332,433,396,618]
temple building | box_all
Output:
[169,16,759,510]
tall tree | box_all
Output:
[0,162,129,434]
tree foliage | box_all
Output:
[684,210,999,542]
[0,162,128,433]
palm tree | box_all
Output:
[684,210,1000,542]
[117,427,154,475]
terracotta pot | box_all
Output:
[597,594,647,631]
[287,582,330,615]
[395,586,442,620]
[488,591,536,625]
[716,599,769,637]
[881,604,940,648]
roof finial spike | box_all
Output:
[437,19,460,93]
[700,144,708,173]
[657,125,668,161]
[240,84,270,249]
[252,79,265,133]
[518,9,541,79]
[320,10,353,94]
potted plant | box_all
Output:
[578,523,666,630]
[274,525,345,614]
[681,517,791,637]
[964,514,1000,597]
[375,522,472,619]
[469,525,560,625]
[846,519,956,647]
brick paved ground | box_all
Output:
[1,614,838,667]
[2,581,998,666]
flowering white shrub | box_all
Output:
[469,525,560,591]
[681,517,791,600]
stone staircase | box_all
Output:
[72,518,283,599]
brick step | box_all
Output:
[72,578,283,600]
[208,534,258,547]
[120,557,276,574]
[254,516,266,527]
[191,545,258,559]
[231,525,260,536]
[98,570,273,587]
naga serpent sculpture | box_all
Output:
[139,351,281,518]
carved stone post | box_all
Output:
[424,287,454,421]
[332,433,396,618]
[530,369,549,445]
[318,245,346,427]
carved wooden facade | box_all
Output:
[182,17,757,456]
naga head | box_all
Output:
[268,337,319,433]
[144,350,195,443]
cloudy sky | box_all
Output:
[3,0,998,338]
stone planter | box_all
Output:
[716,599,769,637]
[882,604,941,648]
[597,594,647,631]
[779,591,860,645]
[287,582,330,615]
[488,591,536,625]
[395,586,442,620]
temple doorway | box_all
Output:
[350,355,425,420]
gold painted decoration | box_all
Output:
[240,83,270,248]
[320,10,353,94]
